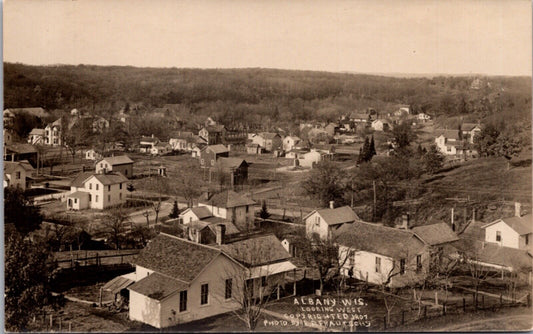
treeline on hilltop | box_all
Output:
[4,62,531,132]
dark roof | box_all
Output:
[204,219,240,235]
[70,172,95,187]
[92,172,128,185]
[134,234,221,282]
[461,241,533,271]
[99,155,133,166]
[258,132,280,140]
[6,107,48,118]
[485,214,533,235]
[335,221,426,258]
[215,157,248,170]
[218,234,290,266]
[458,220,486,241]
[205,144,229,154]
[306,206,359,226]
[188,207,213,219]
[128,272,187,301]
[4,161,28,174]
[67,191,90,199]
[436,129,460,140]
[462,123,480,131]
[5,143,37,154]
[412,223,459,245]
[201,191,256,208]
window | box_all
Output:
[89,183,92,190]
[179,291,187,312]
[108,185,111,191]
[399,259,406,275]
[189,217,192,223]
[375,257,381,273]
[496,231,502,242]
[416,255,422,272]
[217,207,220,215]
[120,183,123,189]
[89,194,92,202]
[100,163,103,168]
[526,234,529,245]
[125,170,128,176]
[108,195,111,202]
[225,279,232,299]
[246,205,249,213]
[96,184,99,191]
[200,284,209,305]
[201,159,205,165]
[95,195,98,203]
[261,276,267,287]
[15,172,20,179]
[211,159,215,166]
[74,198,77,204]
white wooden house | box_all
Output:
[336,221,430,288]
[304,204,359,240]
[67,172,128,210]
[282,136,301,152]
[198,191,256,231]
[482,204,532,250]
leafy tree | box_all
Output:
[357,137,370,164]
[302,160,348,207]
[422,144,445,174]
[169,200,180,219]
[259,200,271,220]
[474,123,500,157]
[103,207,130,250]
[5,230,56,331]
[391,121,416,149]
[4,187,43,236]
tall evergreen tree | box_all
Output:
[169,200,180,219]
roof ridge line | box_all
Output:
[159,232,223,252]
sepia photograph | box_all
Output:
[2,0,532,332]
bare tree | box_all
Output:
[102,207,130,250]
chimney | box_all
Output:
[402,214,409,229]
[515,202,521,217]
[216,224,226,245]
[329,201,335,209]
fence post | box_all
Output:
[463,297,466,312]
[50,314,53,329]
[383,316,387,330]
[69,321,72,332]
[59,316,62,331]
[401,310,405,325]
[442,303,446,316]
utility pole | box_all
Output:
[373,180,377,221]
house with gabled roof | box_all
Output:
[4,161,34,190]
[28,128,45,145]
[412,223,459,247]
[67,171,128,210]
[128,231,295,328]
[128,233,245,328]
[199,144,229,168]
[44,118,62,146]
[481,204,532,251]
[335,221,430,287]
[304,204,360,240]
[252,132,282,152]
[139,135,160,153]
[95,155,134,178]
[282,136,301,152]
[461,123,482,143]
[198,191,256,231]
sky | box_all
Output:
[3,0,532,76]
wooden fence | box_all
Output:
[378,291,531,331]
